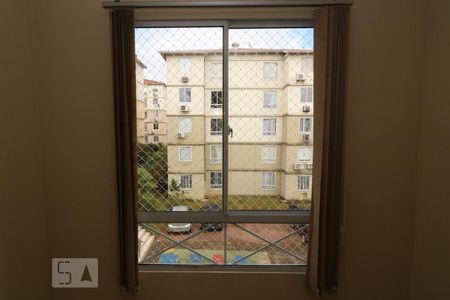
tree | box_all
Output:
[137,143,168,195]
[169,178,183,199]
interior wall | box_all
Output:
[410,1,450,299]
[0,1,49,300]
[24,0,432,300]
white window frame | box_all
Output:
[179,88,192,103]
[263,90,277,108]
[261,145,277,163]
[210,118,223,136]
[298,146,312,162]
[211,90,223,108]
[300,117,312,133]
[180,174,192,190]
[263,62,278,80]
[179,146,193,162]
[263,118,277,136]
[297,175,311,191]
[210,144,222,163]
[179,118,192,133]
[153,135,159,143]
[262,172,276,190]
[179,57,192,74]
[210,172,222,189]
[300,55,313,74]
[300,86,313,103]
[210,62,222,79]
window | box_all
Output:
[262,172,276,189]
[144,123,148,131]
[153,98,158,105]
[298,146,312,161]
[300,117,312,133]
[263,91,277,108]
[144,136,148,143]
[297,175,311,191]
[153,123,159,130]
[263,62,277,80]
[152,110,159,118]
[144,111,148,119]
[300,86,313,103]
[179,146,192,161]
[210,172,222,189]
[153,136,159,143]
[210,118,222,135]
[179,118,192,133]
[300,55,313,74]
[179,57,192,74]
[210,62,222,79]
[152,88,158,93]
[211,91,223,108]
[210,145,222,163]
[180,174,192,189]
[263,118,276,136]
[179,88,191,102]
[262,145,276,163]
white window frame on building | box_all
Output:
[263,62,278,80]
[300,86,313,103]
[263,118,277,136]
[263,90,277,108]
[180,174,192,190]
[210,118,223,136]
[210,144,222,163]
[297,175,311,191]
[179,146,193,162]
[262,172,276,190]
[298,146,312,162]
[179,57,192,74]
[210,172,222,189]
[179,118,192,133]
[210,62,222,79]
[262,145,277,163]
[179,87,191,103]
[153,97,159,106]
[211,90,223,108]
[153,135,159,143]
[300,117,312,133]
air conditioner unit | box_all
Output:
[307,163,313,170]
[302,134,311,142]
[294,163,306,170]
[180,105,189,112]
[177,132,186,139]
[296,74,305,81]
[181,76,189,83]
[302,105,311,113]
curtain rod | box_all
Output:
[102,1,353,8]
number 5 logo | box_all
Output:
[57,261,71,285]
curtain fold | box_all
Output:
[307,5,350,296]
[111,7,139,293]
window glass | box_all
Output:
[262,172,276,189]
[210,172,222,189]
[180,174,192,189]
[262,145,276,163]
[179,88,191,102]
[263,118,277,136]
[300,56,313,74]
[211,91,223,108]
[297,175,311,191]
[263,62,278,80]
[210,62,222,79]
[179,57,192,74]
[300,117,312,133]
[211,118,223,135]
[179,118,192,133]
[300,86,313,103]
[263,91,277,108]
[298,146,312,161]
[210,145,222,163]
[153,136,159,143]
[179,146,192,161]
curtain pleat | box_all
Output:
[111,7,139,293]
[307,5,350,296]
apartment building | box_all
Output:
[163,48,314,201]
[136,58,147,143]
[144,79,167,144]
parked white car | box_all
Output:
[167,206,192,233]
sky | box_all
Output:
[135,27,314,82]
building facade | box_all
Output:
[144,79,167,144]
[136,59,147,144]
[163,49,314,202]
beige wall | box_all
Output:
[410,1,450,300]
[0,1,49,300]
[3,1,449,300]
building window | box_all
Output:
[152,110,159,118]
[298,146,312,161]
[144,136,148,143]
[300,86,313,103]
[211,91,223,108]
[153,136,159,143]
[180,174,192,189]
[144,111,148,119]
[179,118,192,133]
[300,55,313,74]
[179,146,192,162]
[179,88,191,103]
[210,62,222,79]
[262,145,276,163]
[145,123,148,131]
[210,145,222,163]
[263,62,278,80]
[179,57,192,74]
[300,117,312,133]
[263,91,277,108]
[262,172,276,190]
[210,172,222,189]
[297,175,311,191]
[263,118,277,136]
[153,123,159,130]
[210,118,223,136]
[153,98,159,105]
[152,88,158,93]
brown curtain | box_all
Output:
[111,7,139,293]
[307,5,350,296]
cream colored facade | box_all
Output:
[136,59,147,143]
[144,80,167,144]
[163,49,313,201]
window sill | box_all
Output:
[139,264,306,274]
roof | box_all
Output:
[158,48,313,59]
[136,57,147,68]
[144,79,165,85]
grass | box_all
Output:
[138,192,311,211]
